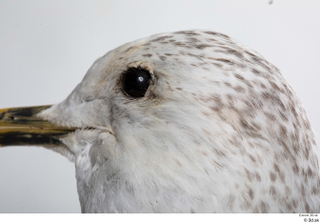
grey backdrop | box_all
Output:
[0,0,319,212]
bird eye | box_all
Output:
[122,68,152,98]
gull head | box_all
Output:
[1,30,319,212]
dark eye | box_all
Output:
[122,68,152,98]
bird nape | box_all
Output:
[0,30,319,213]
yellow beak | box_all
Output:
[0,105,76,147]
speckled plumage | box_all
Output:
[39,30,320,212]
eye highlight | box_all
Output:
[121,67,152,98]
